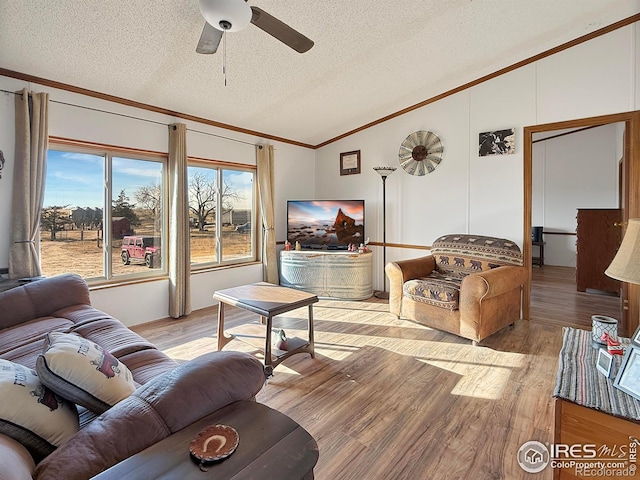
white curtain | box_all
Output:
[256,144,278,284]
[168,123,191,318]
[9,89,49,279]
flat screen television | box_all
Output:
[287,200,365,249]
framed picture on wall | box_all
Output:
[479,128,515,156]
[340,150,361,175]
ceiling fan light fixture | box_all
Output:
[199,0,252,32]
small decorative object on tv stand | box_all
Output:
[373,166,396,299]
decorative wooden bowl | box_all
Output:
[189,424,239,469]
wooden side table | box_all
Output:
[553,328,640,479]
[91,400,319,480]
[214,282,318,375]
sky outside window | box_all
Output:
[112,157,162,202]
[45,150,162,209]
[44,150,104,208]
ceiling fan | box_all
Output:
[196,0,314,54]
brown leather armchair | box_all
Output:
[386,234,527,345]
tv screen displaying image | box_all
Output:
[287,200,365,249]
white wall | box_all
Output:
[0,77,316,325]
[532,124,620,267]
[536,26,636,122]
[468,66,536,240]
[315,22,639,292]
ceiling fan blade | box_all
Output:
[196,22,223,54]
[250,7,313,53]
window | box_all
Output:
[188,161,256,267]
[41,146,166,281]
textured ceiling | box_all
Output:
[1,1,639,146]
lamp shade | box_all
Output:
[605,218,640,284]
[199,0,252,32]
[373,166,397,178]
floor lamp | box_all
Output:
[373,166,396,299]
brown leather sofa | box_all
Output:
[386,234,527,345]
[0,274,269,480]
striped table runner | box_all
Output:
[553,327,640,420]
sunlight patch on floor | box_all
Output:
[449,365,513,400]
[314,343,359,361]
[316,299,390,311]
[163,337,217,361]
[266,363,300,377]
[207,301,530,403]
[417,353,524,400]
[313,310,422,329]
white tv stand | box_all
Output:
[279,250,373,300]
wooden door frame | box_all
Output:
[523,110,640,336]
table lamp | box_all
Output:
[605,218,640,338]
[605,218,640,283]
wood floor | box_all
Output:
[132,266,622,480]
[530,264,621,330]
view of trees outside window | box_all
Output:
[41,148,255,280]
[222,169,254,261]
[41,150,105,279]
[188,167,218,264]
[187,164,255,266]
[41,149,165,280]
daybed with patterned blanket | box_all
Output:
[386,234,528,345]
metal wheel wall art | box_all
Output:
[398,130,444,176]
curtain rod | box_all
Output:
[1,88,259,147]
[186,127,257,147]
[1,88,23,97]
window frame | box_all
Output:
[187,156,258,270]
[46,139,169,285]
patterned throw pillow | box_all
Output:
[0,359,79,459]
[36,332,136,414]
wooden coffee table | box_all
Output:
[214,282,318,374]
[91,400,319,480]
